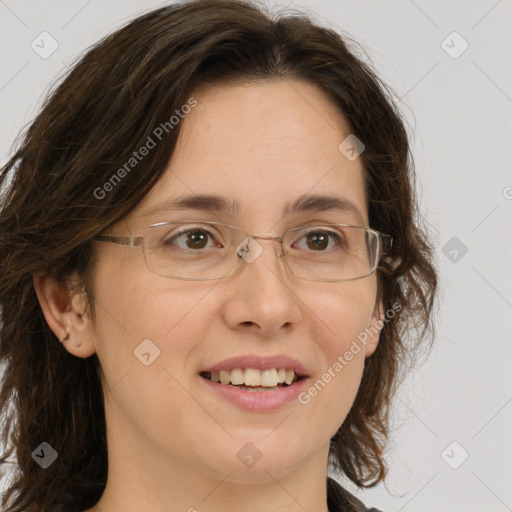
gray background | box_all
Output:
[1,1,511,510]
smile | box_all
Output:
[200,367,304,388]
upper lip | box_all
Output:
[201,354,310,377]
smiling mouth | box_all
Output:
[199,368,305,390]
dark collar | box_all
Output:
[327,477,382,512]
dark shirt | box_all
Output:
[327,477,383,512]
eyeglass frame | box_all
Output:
[93,219,393,282]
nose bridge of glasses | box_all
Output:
[235,234,284,265]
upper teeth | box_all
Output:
[208,368,298,387]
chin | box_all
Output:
[208,434,310,480]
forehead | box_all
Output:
[129,79,368,230]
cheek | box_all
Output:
[305,278,378,350]
[89,258,216,444]
[299,280,376,416]
[91,250,220,379]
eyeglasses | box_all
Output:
[93,220,393,282]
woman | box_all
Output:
[0,0,437,511]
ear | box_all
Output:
[33,271,96,358]
[364,299,385,357]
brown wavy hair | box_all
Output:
[0,0,437,510]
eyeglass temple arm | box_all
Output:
[381,234,393,254]
[94,235,144,247]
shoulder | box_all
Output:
[327,477,384,512]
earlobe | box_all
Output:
[364,301,385,358]
[32,271,96,357]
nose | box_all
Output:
[221,236,303,336]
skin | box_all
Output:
[34,79,384,512]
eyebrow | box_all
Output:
[138,193,365,225]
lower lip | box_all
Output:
[199,375,310,412]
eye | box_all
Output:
[292,229,346,251]
[164,227,223,250]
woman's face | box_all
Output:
[76,80,383,483]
